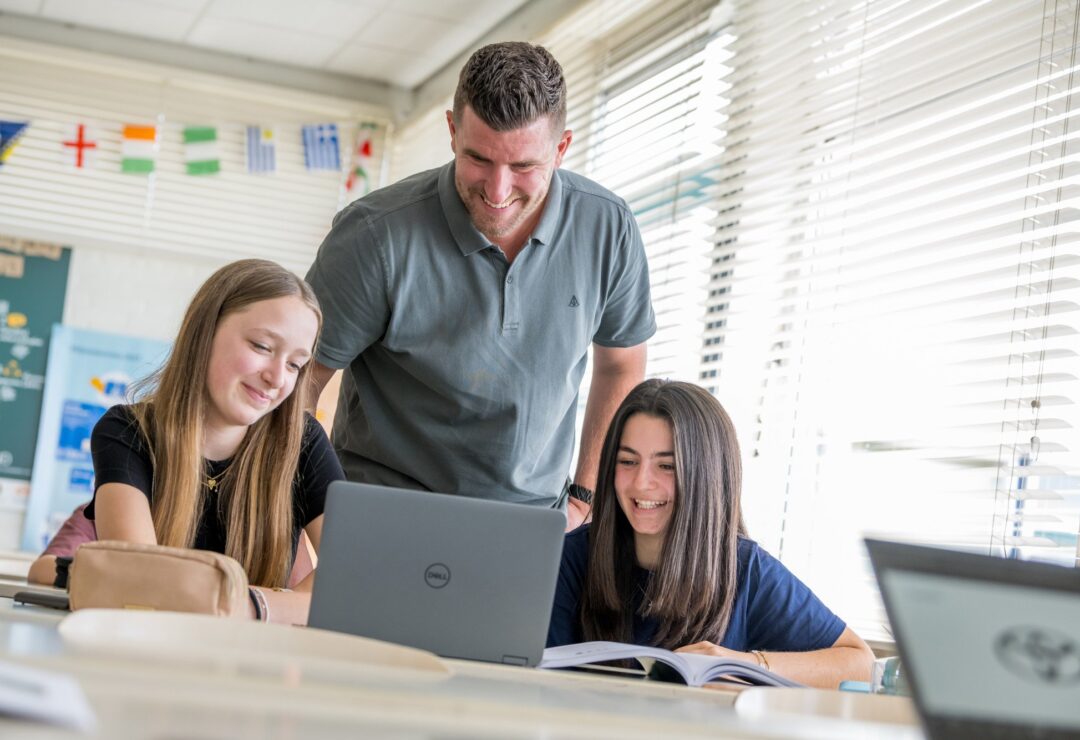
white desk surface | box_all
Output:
[0,597,921,739]
[0,550,32,580]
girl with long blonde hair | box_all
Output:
[52,259,343,623]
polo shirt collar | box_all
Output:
[439,162,489,256]
[439,161,565,255]
[530,168,562,247]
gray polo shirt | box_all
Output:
[306,162,655,506]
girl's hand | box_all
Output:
[675,641,752,663]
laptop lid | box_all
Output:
[310,481,565,667]
[865,538,1080,740]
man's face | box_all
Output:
[448,106,572,246]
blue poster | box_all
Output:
[20,325,169,552]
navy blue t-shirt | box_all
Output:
[547,525,846,651]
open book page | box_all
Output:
[539,641,803,688]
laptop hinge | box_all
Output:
[501,655,528,666]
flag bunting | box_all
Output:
[122,124,157,174]
[184,126,220,175]
[302,123,341,171]
[0,121,29,167]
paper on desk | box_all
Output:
[0,660,96,733]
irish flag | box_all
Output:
[121,124,156,174]
[122,125,157,176]
[184,126,219,175]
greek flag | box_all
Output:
[246,126,276,174]
[302,123,341,171]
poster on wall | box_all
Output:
[0,240,71,508]
[20,325,169,552]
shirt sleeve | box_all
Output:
[85,405,155,520]
[743,542,846,652]
[592,207,656,348]
[294,414,345,527]
[304,204,391,369]
[546,526,590,648]
[42,504,97,557]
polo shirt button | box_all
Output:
[506,275,514,284]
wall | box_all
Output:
[0,36,388,550]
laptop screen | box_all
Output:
[309,482,566,667]
[881,568,1080,731]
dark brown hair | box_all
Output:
[453,41,567,132]
[580,379,747,648]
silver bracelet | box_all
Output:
[250,586,270,623]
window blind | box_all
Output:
[552,0,734,381]
[389,0,733,383]
[386,0,1080,638]
[715,0,1080,635]
[0,36,388,275]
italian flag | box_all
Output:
[184,126,220,175]
[121,124,156,174]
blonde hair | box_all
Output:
[131,259,322,587]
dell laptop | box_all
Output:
[866,538,1080,739]
[310,481,565,667]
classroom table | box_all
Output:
[0,590,921,739]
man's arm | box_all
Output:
[306,360,339,414]
[568,342,647,529]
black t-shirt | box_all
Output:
[85,404,344,555]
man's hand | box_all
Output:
[565,496,591,532]
[306,360,338,414]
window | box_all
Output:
[389,0,735,383]
[714,0,1080,635]
[553,0,734,381]
[387,0,1080,638]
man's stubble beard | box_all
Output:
[456,179,549,242]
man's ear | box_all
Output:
[554,129,573,168]
[446,110,457,154]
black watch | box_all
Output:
[567,483,593,505]
[53,556,73,589]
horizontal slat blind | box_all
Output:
[716,0,1080,635]
[389,0,731,382]
[0,36,388,274]
[556,0,732,380]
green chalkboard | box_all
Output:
[0,243,71,480]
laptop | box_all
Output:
[866,538,1080,740]
[309,481,566,666]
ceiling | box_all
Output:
[0,0,533,89]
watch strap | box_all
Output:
[567,483,594,504]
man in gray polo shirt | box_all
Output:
[305,42,655,529]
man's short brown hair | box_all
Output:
[453,42,567,132]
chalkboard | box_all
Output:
[0,242,70,481]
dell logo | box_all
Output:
[424,563,451,589]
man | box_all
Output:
[305,42,654,530]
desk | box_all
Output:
[0,549,32,580]
[0,597,920,739]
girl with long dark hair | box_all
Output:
[547,379,873,688]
